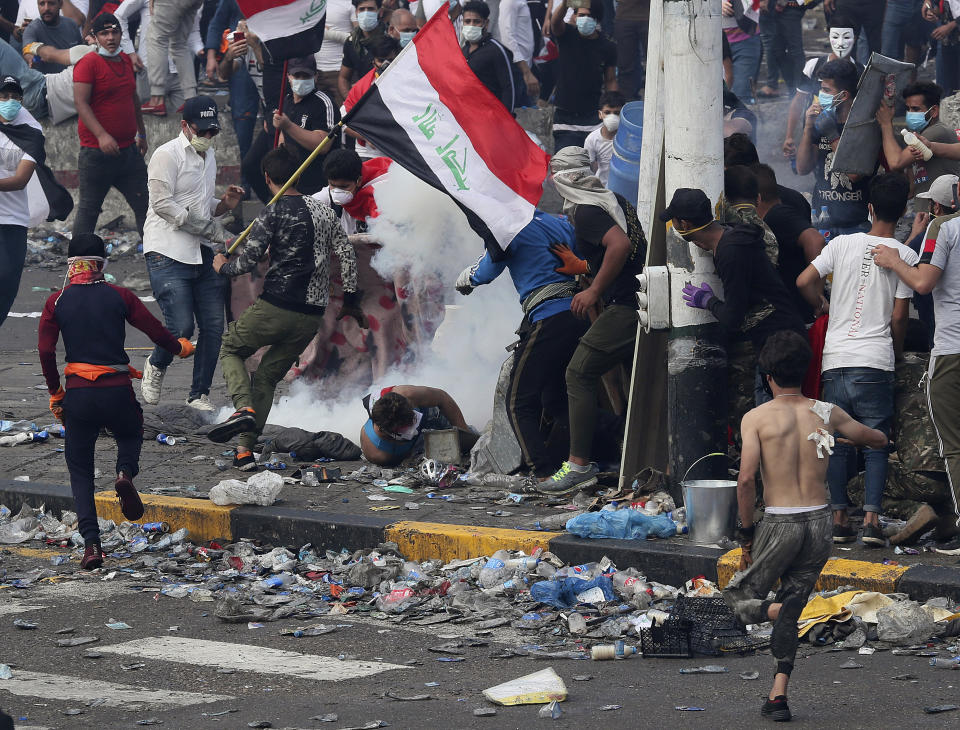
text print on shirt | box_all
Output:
[848,245,873,339]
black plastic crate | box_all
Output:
[667,595,764,656]
[640,621,694,658]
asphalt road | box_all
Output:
[2,548,960,729]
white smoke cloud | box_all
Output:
[265,166,522,437]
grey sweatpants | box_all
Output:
[723,507,831,673]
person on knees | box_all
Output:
[724,330,888,722]
[38,234,194,569]
[796,174,916,546]
[208,147,367,470]
[141,96,244,411]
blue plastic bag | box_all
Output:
[565,510,678,540]
[529,575,616,609]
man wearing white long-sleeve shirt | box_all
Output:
[140,96,244,412]
[490,0,539,103]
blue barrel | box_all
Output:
[608,101,643,203]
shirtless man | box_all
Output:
[359,385,473,466]
[723,330,889,723]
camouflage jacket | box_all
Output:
[222,195,358,314]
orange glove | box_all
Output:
[49,387,65,422]
[178,338,196,358]
[550,243,590,276]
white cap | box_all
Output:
[917,174,960,208]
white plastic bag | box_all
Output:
[208,471,283,506]
[876,600,936,645]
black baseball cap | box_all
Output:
[181,95,221,132]
[0,76,23,95]
[287,55,317,75]
[92,12,121,33]
[659,188,713,225]
[68,233,106,258]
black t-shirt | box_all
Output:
[281,89,341,194]
[342,26,387,81]
[572,195,646,305]
[777,183,810,221]
[554,27,617,118]
[763,202,816,323]
[707,224,805,348]
[813,121,872,228]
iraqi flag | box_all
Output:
[343,2,550,258]
[235,0,326,61]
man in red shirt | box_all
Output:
[72,13,148,237]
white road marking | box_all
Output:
[98,637,409,681]
[0,671,232,709]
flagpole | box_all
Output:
[272,60,289,149]
[226,120,345,255]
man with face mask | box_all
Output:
[782,13,862,160]
[460,1,516,112]
[796,59,874,238]
[72,13,150,238]
[342,35,398,158]
[876,82,960,211]
[548,0,617,150]
[797,173,918,546]
[140,96,244,412]
[338,0,387,101]
[582,89,624,187]
[387,7,418,49]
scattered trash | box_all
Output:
[57,636,99,647]
[929,657,960,669]
[105,622,132,630]
[209,471,284,506]
[924,705,959,714]
[483,668,568,706]
[538,700,563,719]
[13,619,38,630]
[877,600,936,645]
[385,691,432,701]
[675,706,705,711]
[591,642,639,660]
[600,704,622,711]
[0,665,12,680]
[473,708,497,717]
[739,671,760,680]
[565,509,679,540]
[679,665,728,674]
[839,659,863,669]
[247,722,272,728]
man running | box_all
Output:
[724,329,888,722]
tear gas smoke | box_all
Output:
[265,166,522,439]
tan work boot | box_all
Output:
[889,504,938,545]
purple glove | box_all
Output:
[681,281,715,309]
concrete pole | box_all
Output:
[662,0,728,483]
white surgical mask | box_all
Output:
[601,113,620,132]
[97,43,121,57]
[576,15,597,36]
[461,24,482,43]
[330,188,354,206]
[829,27,855,59]
[189,135,213,153]
[0,99,22,121]
[357,10,379,31]
[399,30,416,47]
[289,77,315,96]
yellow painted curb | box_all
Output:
[385,521,560,562]
[94,491,235,543]
[0,545,64,559]
[717,549,908,593]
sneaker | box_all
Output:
[186,394,216,412]
[208,407,257,443]
[114,471,144,521]
[140,357,165,405]
[861,524,885,547]
[771,595,803,665]
[933,512,960,542]
[80,542,104,570]
[536,461,599,496]
[233,449,258,472]
[140,101,166,116]
[934,535,960,556]
[760,695,791,722]
[890,504,938,545]
[832,523,856,543]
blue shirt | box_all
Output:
[468,211,579,322]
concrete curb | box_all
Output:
[4,478,960,601]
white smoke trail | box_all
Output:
[265,166,522,437]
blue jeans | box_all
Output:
[0,224,27,329]
[228,65,258,184]
[729,34,763,104]
[937,42,960,97]
[821,367,894,515]
[881,0,929,58]
[145,247,227,398]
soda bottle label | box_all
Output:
[389,587,415,600]
[485,559,504,570]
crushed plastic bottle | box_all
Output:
[479,550,513,588]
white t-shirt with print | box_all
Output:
[812,232,919,372]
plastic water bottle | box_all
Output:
[818,205,832,242]
[567,612,587,635]
[536,560,558,579]
[0,432,34,446]
[929,657,960,669]
[506,556,539,572]
[156,433,177,446]
[479,550,513,588]
[591,641,638,660]
[0,420,36,433]
[902,129,934,161]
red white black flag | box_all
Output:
[235,0,326,61]
[343,2,550,257]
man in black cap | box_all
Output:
[38,233,195,569]
[662,187,804,420]
[242,53,339,203]
[140,95,245,412]
[72,12,149,238]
